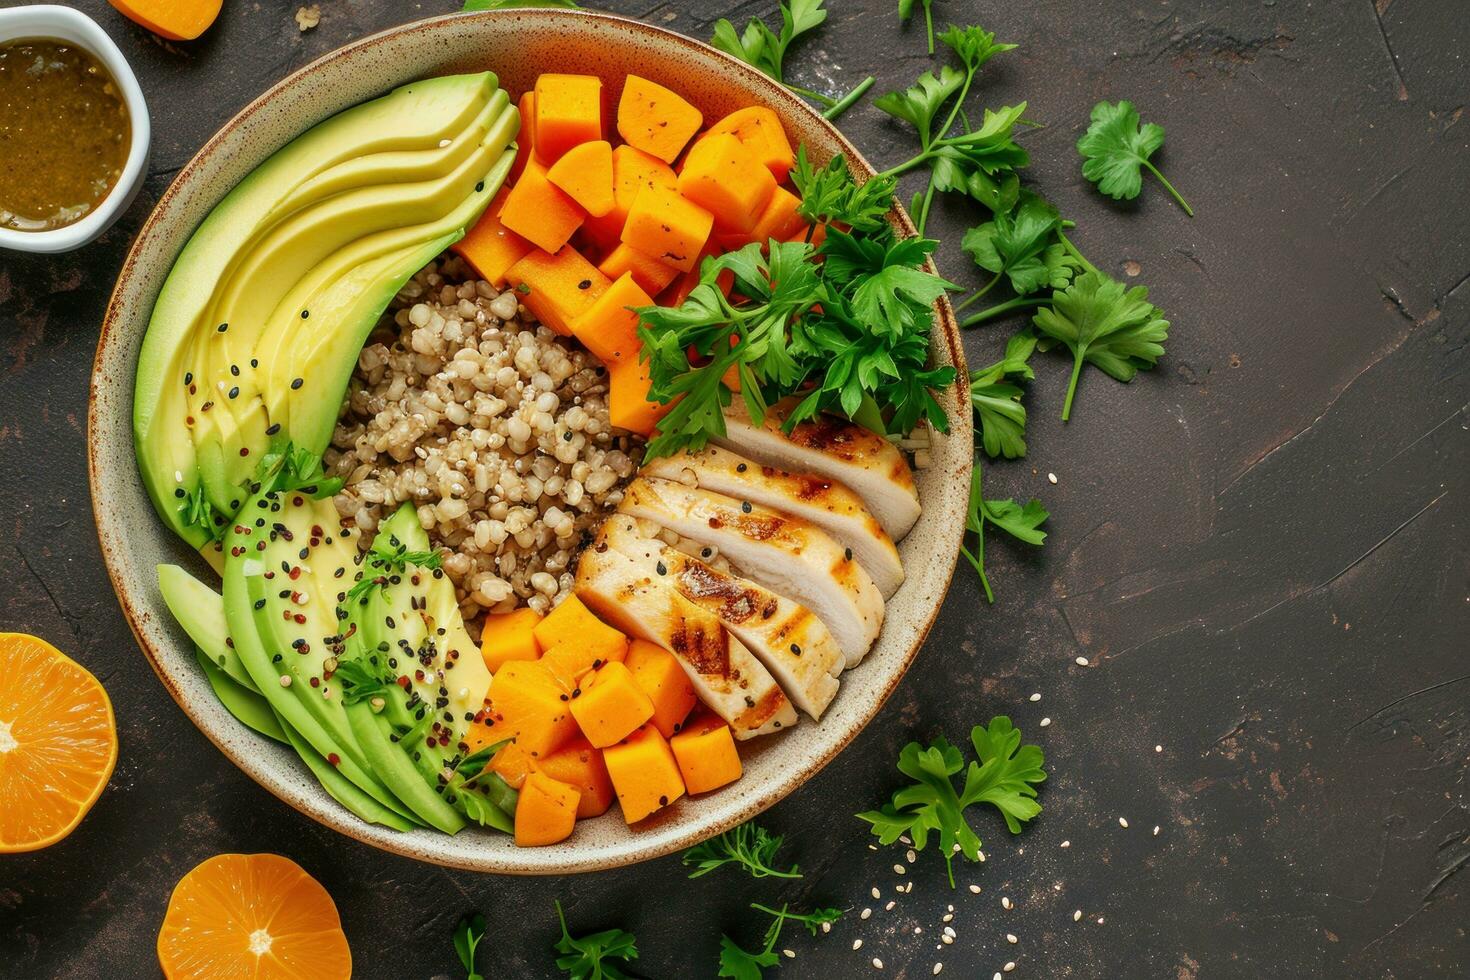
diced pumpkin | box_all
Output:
[540,633,629,693]
[534,73,603,164]
[453,187,535,287]
[569,661,656,748]
[488,741,537,790]
[569,272,654,367]
[547,140,616,218]
[534,595,628,662]
[479,607,544,672]
[107,0,221,41]
[705,106,796,181]
[479,660,580,760]
[499,161,585,254]
[624,639,697,739]
[660,246,733,308]
[621,187,712,272]
[537,737,615,818]
[581,145,679,253]
[602,724,685,823]
[748,186,807,247]
[617,75,704,164]
[512,90,537,182]
[670,714,743,794]
[676,133,776,234]
[607,357,674,437]
[788,221,827,250]
[504,246,609,336]
[597,243,681,296]
[514,771,581,847]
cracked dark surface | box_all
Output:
[1,1,1466,976]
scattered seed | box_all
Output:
[933,965,944,976]
[1001,896,1012,910]
[894,864,907,875]
[886,901,896,911]
[872,887,882,900]
[1029,692,1041,702]
[1047,472,1058,484]
[1040,717,1051,727]
[1004,962,1016,972]
[906,848,918,863]
[1075,656,1090,666]
[942,913,953,923]
[853,939,864,951]
[1155,744,1163,753]
[914,926,923,935]
[279,675,291,687]
[1118,817,1129,828]
[783,950,796,959]
[943,926,956,939]
[968,884,981,894]
[821,921,832,934]
[861,908,872,920]
[1006,933,1017,944]
[946,904,954,913]
[942,934,954,945]
[1097,916,1105,925]
[1060,840,1071,848]
[1074,910,1083,922]
[900,835,913,845]
[1153,825,1161,836]
[872,958,883,970]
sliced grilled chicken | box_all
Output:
[642,444,905,599]
[574,529,797,739]
[601,515,841,718]
[715,399,922,542]
[618,477,884,667]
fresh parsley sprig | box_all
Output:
[857,717,1045,886]
[344,532,446,604]
[453,912,487,980]
[959,192,1079,310]
[969,332,1036,460]
[960,463,1048,604]
[553,901,639,980]
[790,147,896,234]
[1077,100,1193,216]
[712,0,875,121]
[682,821,802,879]
[898,0,937,54]
[717,904,842,979]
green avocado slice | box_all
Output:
[159,563,253,689]
[193,645,287,743]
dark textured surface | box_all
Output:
[1,1,1466,977]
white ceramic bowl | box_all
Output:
[89,9,972,874]
[0,5,150,253]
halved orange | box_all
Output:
[0,632,117,852]
[157,853,352,980]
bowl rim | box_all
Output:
[89,7,972,874]
[0,5,151,254]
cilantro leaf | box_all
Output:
[969,332,1036,460]
[453,912,486,980]
[938,23,1018,70]
[712,1,873,120]
[1076,100,1193,216]
[553,901,638,980]
[1031,270,1169,420]
[858,718,1046,887]
[462,0,579,10]
[682,821,802,879]
[718,904,842,979]
[959,463,1048,602]
[898,0,936,54]
[961,193,1078,297]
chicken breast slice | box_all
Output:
[618,477,884,668]
[715,399,922,542]
[642,444,905,599]
[601,515,841,718]
[574,528,797,739]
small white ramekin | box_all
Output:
[0,5,151,254]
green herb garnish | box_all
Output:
[553,901,639,980]
[711,1,874,120]
[897,0,936,54]
[682,821,802,879]
[453,912,487,980]
[1077,100,1193,216]
[968,332,1036,460]
[959,463,1048,603]
[717,904,843,979]
[857,717,1045,886]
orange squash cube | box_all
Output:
[748,186,806,247]
[660,246,734,308]
[480,660,579,760]
[487,741,536,790]
[504,246,609,336]
[547,140,616,218]
[670,714,743,794]
[479,607,544,672]
[534,595,628,661]
[621,187,712,273]
[536,737,615,818]
[624,639,697,738]
[705,106,795,182]
[569,272,654,367]
[453,193,535,287]
[569,661,655,748]
[607,357,674,437]
[511,90,537,182]
[499,161,585,254]
[534,73,603,164]
[617,75,704,164]
[677,133,776,235]
[514,771,581,846]
[540,633,629,693]
[581,145,679,254]
[597,243,681,296]
[602,724,685,823]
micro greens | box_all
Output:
[711,0,874,121]
[453,912,487,980]
[960,464,1048,604]
[345,532,445,604]
[717,904,843,979]
[857,717,1045,886]
[1077,100,1193,216]
[553,901,639,980]
[682,821,802,879]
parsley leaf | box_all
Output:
[345,527,446,603]
[453,912,486,980]
[789,148,896,234]
[857,717,1046,886]
[1031,270,1169,420]
[969,332,1036,460]
[332,655,389,706]
[682,821,802,879]
[961,193,1078,298]
[718,904,842,979]
[712,1,874,120]
[462,0,579,10]
[553,901,638,980]
[959,463,1048,603]
[1077,100,1193,216]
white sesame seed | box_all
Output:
[861,908,873,920]
[821,921,832,934]
[1118,817,1129,828]
[872,958,884,970]
[279,675,292,687]
[946,904,955,913]
[1073,910,1082,922]
[868,844,878,851]
[943,926,956,938]
[994,972,1003,980]
[853,939,864,951]
[906,848,918,863]
[1004,962,1016,972]
[1097,916,1105,925]
[900,835,913,845]
[1002,896,1012,910]
[1006,933,1017,944]
[1075,656,1089,666]
[783,950,796,959]
[894,864,907,875]
[1154,744,1163,753]
[914,927,923,935]
[942,934,954,945]
[933,965,944,976]
[1029,692,1041,702]
[969,884,981,894]
[942,913,953,923]
[872,887,882,899]
[886,901,896,911]
[977,850,985,862]
[1060,840,1070,848]
[1153,825,1161,836]
[1047,472,1058,484]
[1039,717,1051,727]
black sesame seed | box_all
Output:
[577,279,592,290]
[228,386,239,399]
[230,364,240,377]
[217,323,228,333]
[174,488,186,498]
[790,643,801,655]
[291,378,303,390]
[656,561,667,576]
[741,501,753,513]
[184,372,193,385]
[475,181,485,192]
[844,547,853,561]
[300,310,310,319]
[736,463,747,472]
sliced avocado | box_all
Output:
[280,711,419,833]
[193,645,288,743]
[135,72,508,543]
[159,563,253,689]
